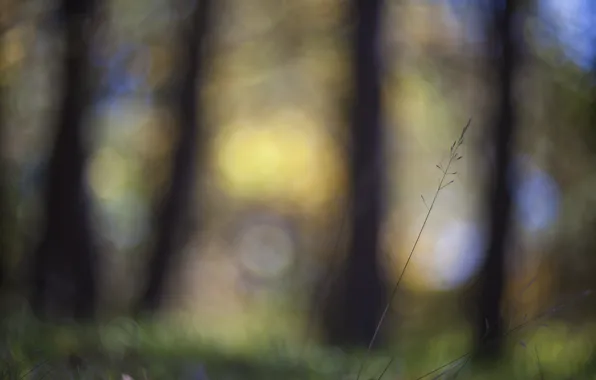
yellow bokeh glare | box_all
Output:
[213,109,345,214]
[88,147,131,201]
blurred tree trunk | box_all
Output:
[321,0,387,348]
[30,0,99,319]
[137,0,213,314]
[474,0,520,361]
[592,5,596,140]
[0,12,8,292]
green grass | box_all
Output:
[1,305,596,379]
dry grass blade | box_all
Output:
[19,359,51,379]
[376,356,394,380]
[356,119,472,380]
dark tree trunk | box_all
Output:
[474,0,520,361]
[0,19,7,292]
[322,0,387,348]
[137,0,213,314]
[30,0,99,320]
[592,4,596,142]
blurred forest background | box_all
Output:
[0,0,596,378]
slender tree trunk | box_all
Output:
[592,5,596,140]
[0,16,8,292]
[137,0,213,314]
[474,0,520,360]
[30,0,98,320]
[322,0,387,348]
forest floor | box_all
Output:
[1,305,596,380]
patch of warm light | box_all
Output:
[2,25,30,69]
[213,109,344,214]
[88,148,130,201]
[394,73,453,150]
[384,215,436,292]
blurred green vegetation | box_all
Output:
[1,304,596,379]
